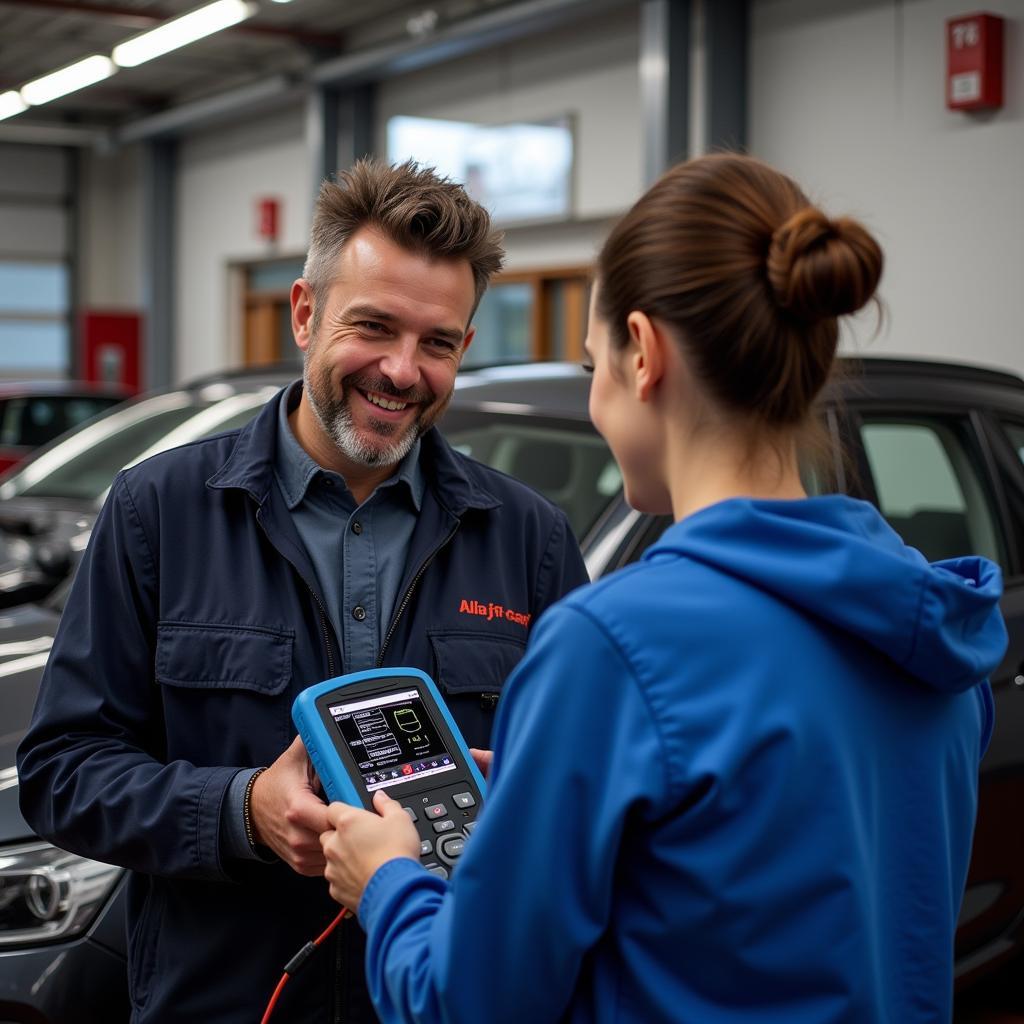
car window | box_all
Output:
[0,399,11,446]
[0,395,122,449]
[1002,421,1024,466]
[3,403,205,500]
[0,387,281,503]
[443,416,620,542]
[859,417,1003,564]
[63,396,123,431]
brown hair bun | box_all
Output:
[767,207,883,323]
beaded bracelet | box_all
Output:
[243,766,269,854]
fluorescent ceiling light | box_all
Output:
[20,56,115,107]
[0,90,28,121]
[112,0,256,68]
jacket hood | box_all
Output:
[645,496,1007,692]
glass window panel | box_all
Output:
[860,419,1002,564]
[466,283,532,366]
[0,262,68,314]
[248,259,304,294]
[388,115,573,225]
[0,320,67,373]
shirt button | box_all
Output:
[352,520,362,535]
[352,605,366,621]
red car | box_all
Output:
[0,382,129,475]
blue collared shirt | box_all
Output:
[223,380,426,861]
[273,381,425,667]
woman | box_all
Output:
[319,154,1005,1023]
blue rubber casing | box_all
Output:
[291,667,488,809]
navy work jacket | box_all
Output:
[17,387,589,1024]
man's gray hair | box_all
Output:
[303,158,505,332]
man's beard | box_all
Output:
[303,355,451,469]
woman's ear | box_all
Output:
[625,311,666,401]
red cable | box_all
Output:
[260,975,289,1024]
[260,907,350,1024]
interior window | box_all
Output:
[859,418,1002,565]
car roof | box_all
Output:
[448,356,1024,420]
[0,380,131,399]
[166,355,1024,421]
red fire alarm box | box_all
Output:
[257,197,280,242]
[946,13,1004,111]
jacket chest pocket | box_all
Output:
[428,630,526,749]
[155,621,294,765]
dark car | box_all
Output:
[1,358,1022,1022]
[0,382,129,475]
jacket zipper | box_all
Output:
[255,507,338,678]
[255,503,342,1023]
[260,505,459,1023]
[376,522,460,667]
[308,584,336,679]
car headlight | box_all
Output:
[0,840,122,947]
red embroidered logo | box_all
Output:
[458,599,531,629]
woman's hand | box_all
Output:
[320,790,421,911]
[469,748,493,778]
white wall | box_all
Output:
[175,105,310,381]
[167,7,642,379]
[750,0,1024,376]
[376,5,642,270]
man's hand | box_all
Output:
[469,747,493,778]
[320,791,421,911]
[250,735,330,876]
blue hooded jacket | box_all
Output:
[356,495,1005,1024]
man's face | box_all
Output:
[292,227,476,468]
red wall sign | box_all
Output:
[257,197,280,242]
[946,13,1004,111]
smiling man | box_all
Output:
[17,160,588,1024]
[292,225,473,486]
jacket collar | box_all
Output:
[206,381,500,516]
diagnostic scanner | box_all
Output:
[292,668,486,879]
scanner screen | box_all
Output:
[329,688,458,792]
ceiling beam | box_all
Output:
[0,0,343,48]
[7,0,633,147]
[312,0,631,87]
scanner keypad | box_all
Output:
[403,779,481,878]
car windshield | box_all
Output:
[442,413,621,542]
[0,386,281,503]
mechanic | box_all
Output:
[319,153,1006,1023]
[16,159,588,1023]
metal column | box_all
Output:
[640,0,690,185]
[307,83,374,203]
[704,0,748,153]
[142,137,176,389]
